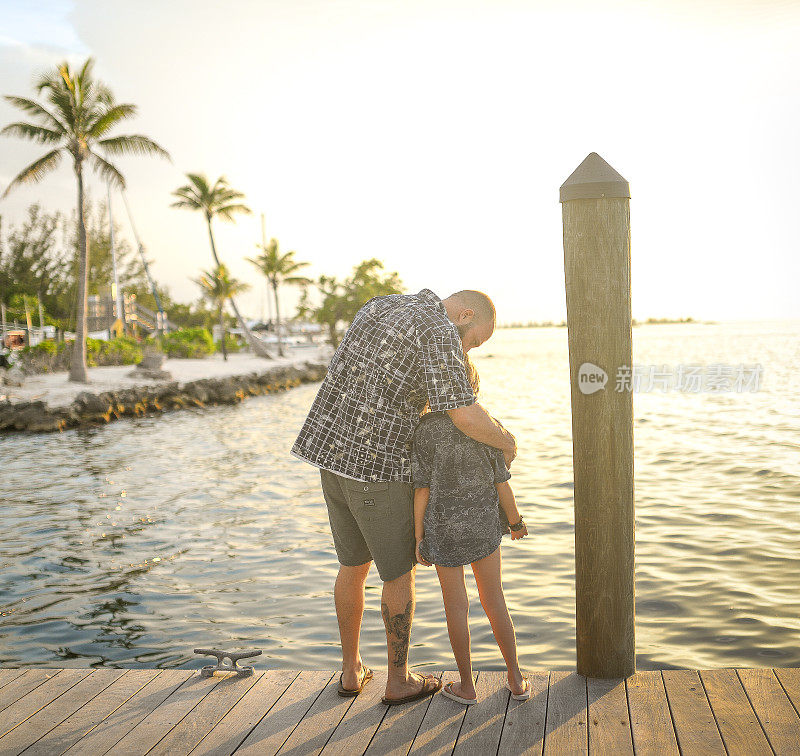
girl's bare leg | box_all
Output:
[436,564,476,700]
[471,547,526,694]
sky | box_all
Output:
[0,0,798,324]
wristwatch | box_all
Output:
[509,517,525,532]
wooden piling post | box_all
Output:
[560,152,635,678]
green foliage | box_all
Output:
[193,264,250,306]
[216,334,242,354]
[298,258,404,346]
[158,327,215,358]
[162,300,214,330]
[0,205,72,326]
[17,336,143,373]
[88,336,142,366]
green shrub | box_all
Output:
[216,334,242,354]
[92,336,143,366]
[18,340,68,373]
[158,327,215,358]
[17,336,144,373]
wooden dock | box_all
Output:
[1,666,799,754]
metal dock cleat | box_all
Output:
[193,648,262,678]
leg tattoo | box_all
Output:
[382,600,413,668]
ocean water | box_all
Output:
[1,321,798,672]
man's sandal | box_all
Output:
[441,682,478,705]
[337,666,374,697]
[381,673,442,706]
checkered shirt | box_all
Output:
[291,288,476,482]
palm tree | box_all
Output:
[1,57,170,382]
[246,238,311,357]
[193,264,250,361]
[171,173,273,359]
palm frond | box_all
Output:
[169,198,201,210]
[97,134,171,161]
[79,56,96,85]
[1,148,64,199]
[88,149,126,190]
[211,175,229,193]
[216,203,252,221]
[2,95,68,133]
[85,103,137,138]
[0,121,64,144]
[187,173,212,195]
[34,67,77,132]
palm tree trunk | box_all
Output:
[69,163,90,383]
[272,279,285,357]
[205,212,222,267]
[219,303,227,361]
[204,215,274,360]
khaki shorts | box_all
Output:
[320,468,415,583]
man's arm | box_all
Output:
[447,402,517,466]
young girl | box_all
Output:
[412,353,530,705]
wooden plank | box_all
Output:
[0,669,125,755]
[192,669,302,756]
[0,669,26,691]
[104,671,225,755]
[774,668,800,714]
[544,670,587,755]
[586,677,633,755]
[233,670,334,755]
[498,671,549,756]
[190,670,299,756]
[321,670,388,755]
[626,671,678,756]
[0,670,61,714]
[62,670,194,755]
[737,667,800,755]
[0,669,92,740]
[453,671,509,754]
[275,673,357,755]
[364,672,442,756]
[661,670,725,756]
[408,672,473,756]
[699,668,772,756]
[22,670,162,756]
[147,671,264,756]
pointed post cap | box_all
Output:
[560,152,630,202]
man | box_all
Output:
[291,288,517,704]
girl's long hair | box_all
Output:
[463,350,480,396]
[419,349,479,417]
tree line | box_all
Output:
[1,56,403,381]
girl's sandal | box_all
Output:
[505,677,531,701]
[441,681,478,705]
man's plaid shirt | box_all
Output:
[291,288,476,482]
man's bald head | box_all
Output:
[442,290,496,351]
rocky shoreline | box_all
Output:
[0,359,328,434]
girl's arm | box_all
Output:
[497,481,528,540]
[414,487,432,566]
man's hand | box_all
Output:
[416,540,432,567]
[503,441,518,468]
